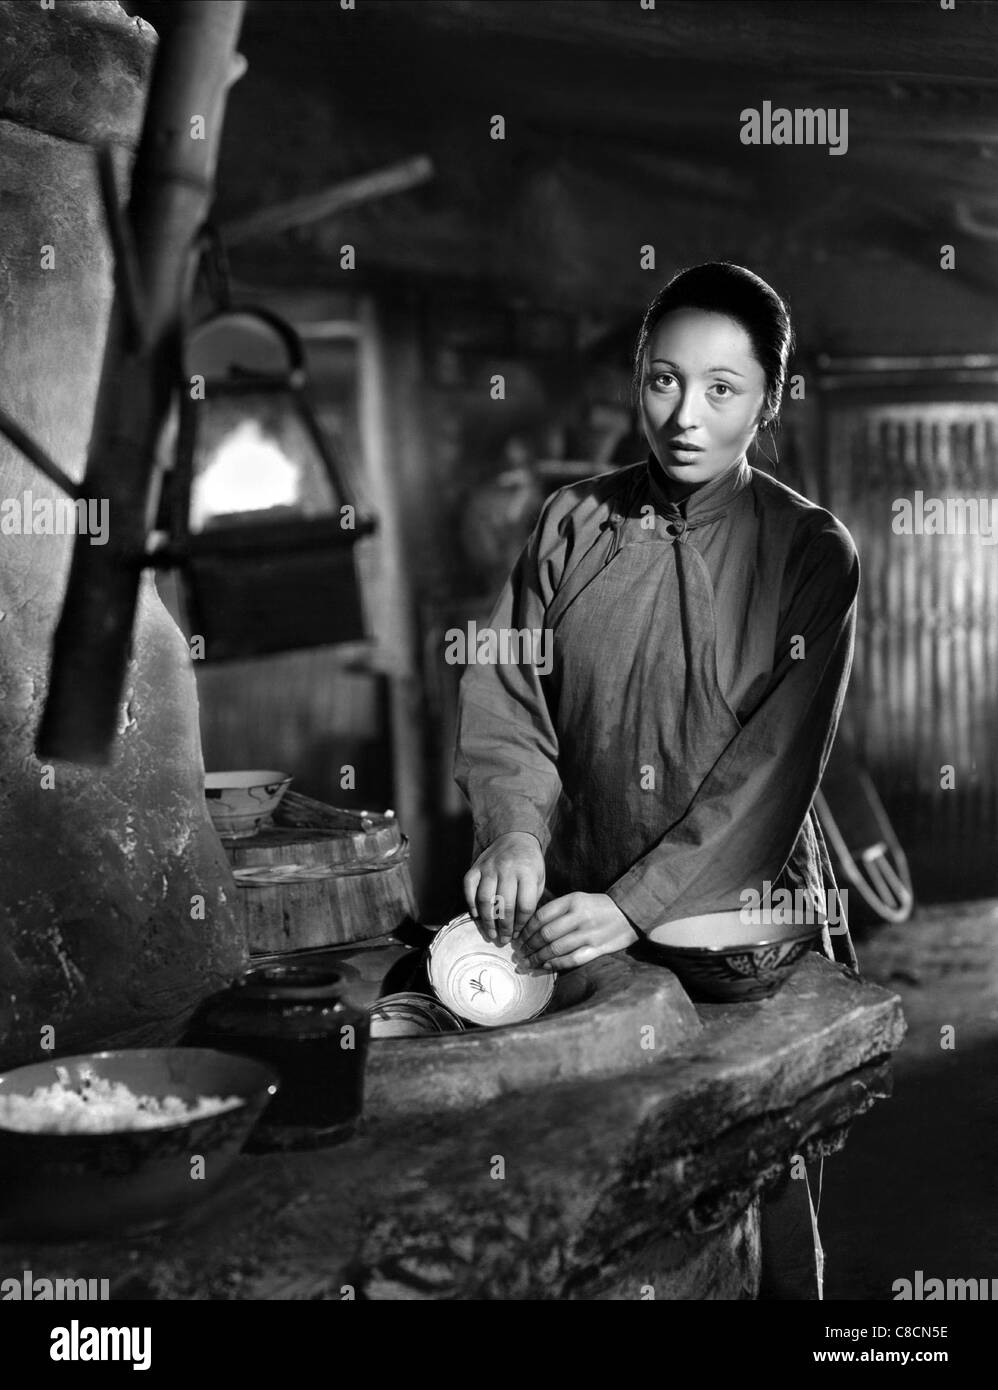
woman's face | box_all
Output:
[639,308,769,484]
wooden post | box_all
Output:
[37,1,246,764]
[356,294,430,910]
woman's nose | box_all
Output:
[672,389,700,430]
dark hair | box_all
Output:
[630,262,794,430]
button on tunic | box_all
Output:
[453,453,860,967]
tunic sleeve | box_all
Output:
[606,518,861,934]
[452,493,566,860]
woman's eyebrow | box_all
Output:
[649,358,745,377]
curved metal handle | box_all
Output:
[814,790,914,924]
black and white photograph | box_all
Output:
[0,0,996,1354]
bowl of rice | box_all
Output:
[0,1048,279,1241]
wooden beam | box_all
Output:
[221,155,435,246]
[408,0,998,82]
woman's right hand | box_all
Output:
[463,831,546,946]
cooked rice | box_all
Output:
[0,1064,243,1133]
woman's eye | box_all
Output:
[652,373,677,388]
[710,382,732,398]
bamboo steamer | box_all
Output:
[223,791,419,953]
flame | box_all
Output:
[191,418,301,530]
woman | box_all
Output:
[453,263,861,1298]
[454,261,858,973]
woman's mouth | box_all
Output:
[665,439,705,454]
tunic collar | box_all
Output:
[645,451,752,526]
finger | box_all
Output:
[512,877,543,934]
[519,900,576,953]
[518,913,574,955]
[474,873,499,942]
[494,877,518,944]
[536,944,600,973]
[522,894,574,932]
[462,867,481,920]
[526,930,589,966]
[520,892,575,935]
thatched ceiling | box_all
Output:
[124,0,998,309]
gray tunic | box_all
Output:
[453,453,860,969]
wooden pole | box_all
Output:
[356,293,429,909]
[221,155,434,247]
[37,1,245,764]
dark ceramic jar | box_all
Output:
[184,963,369,1151]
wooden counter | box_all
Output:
[0,956,905,1299]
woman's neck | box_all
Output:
[651,452,745,502]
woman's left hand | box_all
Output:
[517,892,639,971]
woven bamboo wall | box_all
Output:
[823,401,998,898]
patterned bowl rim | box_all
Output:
[427,913,554,1019]
[204,771,292,789]
[370,992,466,1028]
[650,923,823,956]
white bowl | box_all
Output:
[647,908,827,950]
[204,770,292,840]
[369,992,465,1039]
[427,913,554,1027]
